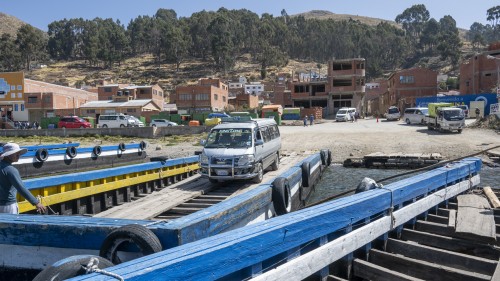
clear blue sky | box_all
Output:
[1,1,494,31]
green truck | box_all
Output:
[424,103,465,133]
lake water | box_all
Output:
[308,164,500,205]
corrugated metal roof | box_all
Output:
[80,99,154,108]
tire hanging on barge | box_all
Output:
[99,224,162,264]
[272,177,292,216]
[33,255,114,281]
[35,148,49,162]
[66,146,77,158]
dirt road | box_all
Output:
[151,118,499,164]
[278,118,499,163]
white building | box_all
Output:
[245,82,264,96]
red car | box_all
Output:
[58,116,92,129]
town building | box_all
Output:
[97,84,164,110]
[289,58,366,117]
[245,82,264,96]
[386,68,438,112]
[172,78,229,113]
[0,72,97,122]
[228,93,259,110]
[79,100,162,122]
[459,46,500,95]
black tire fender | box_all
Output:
[66,146,77,158]
[93,145,102,156]
[139,141,147,150]
[35,148,48,162]
[301,161,311,187]
[99,224,162,264]
[272,177,292,216]
[32,255,114,281]
[118,142,126,151]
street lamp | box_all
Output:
[487,55,500,94]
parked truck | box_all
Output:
[425,102,465,133]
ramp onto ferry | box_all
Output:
[94,152,307,220]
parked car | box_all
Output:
[385,106,401,121]
[205,113,231,126]
[335,108,356,122]
[98,114,135,128]
[127,116,145,127]
[454,105,469,118]
[403,107,428,125]
[58,116,92,129]
[150,119,178,127]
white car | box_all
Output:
[127,116,145,127]
[150,119,178,127]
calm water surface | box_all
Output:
[308,164,500,205]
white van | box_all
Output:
[98,114,135,128]
[199,118,281,184]
[335,108,356,122]
[385,106,401,121]
[403,107,428,125]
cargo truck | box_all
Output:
[424,103,465,133]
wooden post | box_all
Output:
[483,186,500,208]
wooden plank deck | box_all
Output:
[455,194,496,243]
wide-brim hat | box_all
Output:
[0,143,27,159]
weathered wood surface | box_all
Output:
[484,186,500,208]
[353,258,424,281]
[455,194,496,243]
[94,154,304,220]
[369,249,491,281]
[448,209,457,228]
[345,152,444,168]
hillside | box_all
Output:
[0,12,29,37]
[296,10,399,27]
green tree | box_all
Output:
[486,5,500,41]
[468,22,488,51]
[437,15,462,67]
[0,34,22,71]
[208,14,235,74]
[16,24,48,70]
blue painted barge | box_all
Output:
[0,149,329,279]
[14,142,147,178]
[59,157,484,280]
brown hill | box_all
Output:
[0,12,29,37]
[295,10,399,27]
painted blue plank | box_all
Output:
[22,143,142,157]
[24,155,199,190]
[160,184,272,248]
[0,215,154,249]
[22,143,81,151]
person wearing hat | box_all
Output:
[0,143,47,214]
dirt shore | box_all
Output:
[147,118,500,164]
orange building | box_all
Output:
[0,72,97,122]
[387,68,438,111]
[97,84,164,110]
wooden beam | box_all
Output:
[401,228,500,260]
[352,258,424,281]
[369,249,491,281]
[448,209,456,228]
[490,258,500,281]
[386,238,497,275]
[456,195,496,243]
[484,186,500,209]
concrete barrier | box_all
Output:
[0,126,211,138]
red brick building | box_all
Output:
[459,50,500,95]
[172,78,229,113]
[97,84,164,110]
[328,58,366,115]
[289,58,366,117]
[229,93,259,110]
[387,68,438,112]
[23,79,97,122]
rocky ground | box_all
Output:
[146,116,500,166]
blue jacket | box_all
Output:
[0,160,39,206]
